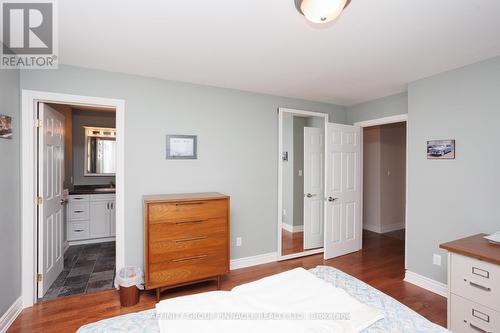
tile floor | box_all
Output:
[40,241,116,301]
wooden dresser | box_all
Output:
[440,234,500,333]
[144,193,230,300]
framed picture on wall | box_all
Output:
[427,139,455,159]
[0,114,13,139]
[166,135,197,159]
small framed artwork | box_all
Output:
[166,135,197,159]
[0,114,13,139]
[427,140,455,159]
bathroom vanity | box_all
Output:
[67,186,116,244]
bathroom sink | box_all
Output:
[93,187,115,193]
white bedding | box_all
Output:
[156,268,384,333]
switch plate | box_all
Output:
[298,170,303,177]
[236,237,242,247]
[433,254,442,266]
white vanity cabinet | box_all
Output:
[67,194,116,242]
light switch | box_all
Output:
[298,170,303,176]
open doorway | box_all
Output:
[37,103,117,301]
[278,109,327,259]
[361,121,407,253]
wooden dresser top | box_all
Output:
[143,192,229,203]
[440,233,500,265]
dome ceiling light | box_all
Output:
[295,0,351,24]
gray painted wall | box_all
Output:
[407,56,500,283]
[292,117,306,227]
[379,123,406,231]
[0,70,21,317]
[20,65,347,267]
[347,92,408,124]
[72,109,116,186]
[348,56,500,284]
[282,114,294,226]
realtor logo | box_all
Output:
[1,0,58,68]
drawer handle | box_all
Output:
[74,210,84,213]
[172,254,207,263]
[74,229,84,232]
[175,202,204,206]
[469,281,491,292]
[174,236,207,243]
[175,220,203,225]
[73,198,85,200]
[472,309,490,323]
[472,267,490,279]
[469,322,491,333]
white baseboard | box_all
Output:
[363,222,405,234]
[282,223,304,233]
[404,270,447,298]
[0,297,22,333]
[230,252,278,270]
[68,236,116,246]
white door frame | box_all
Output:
[21,90,126,308]
[354,113,408,269]
[277,107,328,261]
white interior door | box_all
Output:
[38,103,65,297]
[324,123,362,259]
[303,127,324,250]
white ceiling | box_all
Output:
[59,0,500,106]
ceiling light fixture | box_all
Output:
[295,0,351,24]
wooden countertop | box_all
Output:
[143,192,229,203]
[440,233,500,265]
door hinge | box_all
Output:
[36,196,43,205]
[35,119,43,128]
[37,274,43,282]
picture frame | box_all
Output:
[427,139,455,159]
[0,114,13,139]
[166,135,197,159]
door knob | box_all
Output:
[305,193,316,198]
[59,198,68,205]
[327,197,338,202]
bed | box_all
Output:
[77,266,449,333]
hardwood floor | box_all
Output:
[281,229,304,255]
[8,230,447,332]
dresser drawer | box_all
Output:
[68,222,90,240]
[149,218,227,242]
[69,195,90,202]
[149,235,227,264]
[450,294,500,333]
[68,202,90,221]
[148,199,227,223]
[450,253,500,311]
[149,253,228,287]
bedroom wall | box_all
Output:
[282,114,294,227]
[0,69,21,318]
[20,65,347,267]
[346,92,408,124]
[406,56,500,283]
[348,55,500,284]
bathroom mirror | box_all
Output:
[84,126,116,176]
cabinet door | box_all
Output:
[109,200,116,236]
[90,200,110,238]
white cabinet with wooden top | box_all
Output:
[441,234,500,333]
